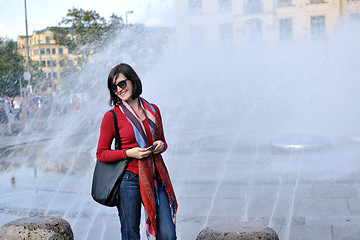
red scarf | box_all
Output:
[118,97,177,239]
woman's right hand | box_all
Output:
[125,147,152,159]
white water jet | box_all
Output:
[1,4,360,240]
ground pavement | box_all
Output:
[1,126,360,240]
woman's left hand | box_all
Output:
[152,140,164,154]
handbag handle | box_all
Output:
[110,110,121,150]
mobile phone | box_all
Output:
[146,145,156,151]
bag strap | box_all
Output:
[110,110,121,150]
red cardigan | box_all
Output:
[96,104,168,174]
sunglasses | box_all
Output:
[110,79,128,92]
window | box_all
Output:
[60,60,65,67]
[46,36,50,44]
[53,72,58,79]
[189,0,202,14]
[247,19,263,42]
[350,13,360,23]
[59,48,63,54]
[52,48,56,54]
[247,0,262,13]
[46,61,56,67]
[47,73,52,79]
[40,48,45,54]
[218,0,231,12]
[40,61,46,67]
[311,16,325,39]
[278,0,292,6]
[190,25,203,45]
[220,23,233,45]
[279,18,293,41]
[310,0,325,3]
[46,48,50,54]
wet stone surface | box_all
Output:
[2,128,360,239]
[196,222,279,240]
[0,216,74,240]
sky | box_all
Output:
[0,0,176,41]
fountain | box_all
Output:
[1,3,360,240]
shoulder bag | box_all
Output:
[91,110,129,207]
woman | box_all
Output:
[96,63,177,240]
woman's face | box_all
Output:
[113,73,133,102]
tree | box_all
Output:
[0,38,44,97]
[107,13,124,34]
[51,8,124,67]
[0,38,25,97]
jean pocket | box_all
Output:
[122,171,138,181]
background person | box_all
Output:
[0,101,9,135]
[96,63,177,240]
[12,96,21,120]
[5,97,12,117]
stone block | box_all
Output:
[9,121,25,134]
[196,221,279,240]
[0,216,73,240]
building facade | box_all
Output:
[17,28,79,92]
[176,0,360,48]
[17,26,176,94]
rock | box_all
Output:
[9,121,25,134]
[196,222,279,240]
[0,216,74,240]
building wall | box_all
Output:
[176,0,360,48]
[341,0,360,22]
[17,28,79,92]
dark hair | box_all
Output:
[107,63,142,106]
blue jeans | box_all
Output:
[117,171,176,240]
